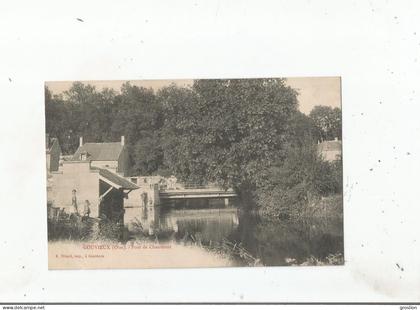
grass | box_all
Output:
[48,212,127,242]
[291,252,344,266]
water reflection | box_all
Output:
[160,208,240,243]
[134,198,343,266]
[230,215,343,265]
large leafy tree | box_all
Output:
[160,79,299,204]
[158,84,201,180]
[111,83,164,175]
[285,111,318,147]
[45,86,74,154]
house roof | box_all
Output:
[98,168,139,190]
[72,142,124,161]
[317,140,342,152]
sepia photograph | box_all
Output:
[3,0,420,305]
[45,77,343,269]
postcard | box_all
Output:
[45,77,343,269]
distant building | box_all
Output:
[317,138,342,162]
[46,134,61,172]
[72,136,129,176]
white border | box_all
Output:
[0,0,419,302]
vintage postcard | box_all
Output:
[45,77,343,269]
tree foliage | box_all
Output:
[160,79,298,199]
[309,105,341,141]
[256,143,342,218]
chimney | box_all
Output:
[121,136,125,146]
[79,136,83,147]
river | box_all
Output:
[146,198,344,267]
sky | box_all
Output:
[46,77,341,115]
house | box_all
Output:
[317,138,342,162]
[50,135,138,221]
[72,136,129,176]
[50,160,138,219]
[46,134,61,172]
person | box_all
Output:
[168,175,177,189]
[71,189,79,215]
[82,200,91,221]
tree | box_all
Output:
[286,111,318,147]
[160,79,299,206]
[158,84,202,181]
[63,82,101,106]
[131,131,164,175]
[110,83,164,175]
[256,141,342,218]
[309,106,341,141]
[46,82,121,153]
[45,86,75,154]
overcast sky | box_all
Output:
[46,77,341,115]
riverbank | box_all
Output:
[254,193,343,221]
[301,194,343,219]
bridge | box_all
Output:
[159,183,237,199]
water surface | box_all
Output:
[154,198,343,266]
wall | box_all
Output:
[321,150,341,162]
[51,161,100,217]
[125,188,142,207]
[89,150,129,176]
[90,160,118,173]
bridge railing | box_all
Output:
[182,182,214,189]
[160,182,225,191]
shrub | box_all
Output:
[255,143,342,218]
[47,213,92,241]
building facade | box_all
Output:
[72,136,129,176]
